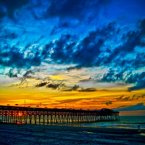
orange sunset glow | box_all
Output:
[0,84,145,112]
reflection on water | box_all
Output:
[80,116,145,129]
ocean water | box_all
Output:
[80,116,145,129]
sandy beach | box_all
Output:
[0,124,145,145]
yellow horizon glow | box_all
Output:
[0,86,145,112]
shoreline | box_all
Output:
[1,120,145,129]
[0,124,145,145]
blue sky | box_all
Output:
[0,0,145,90]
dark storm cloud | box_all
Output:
[105,74,145,90]
[128,72,145,91]
[46,0,111,19]
[45,22,116,66]
[1,19,144,71]
[73,22,116,66]
[47,19,144,69]
[129,81,145,91]
[107,19,145,64]
[0,0,29,19]
[0,45,41,68]
[0,19,144,67]
[101,69,145,90]
[99,19,145,89]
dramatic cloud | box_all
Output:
[0,0,29,19]
[46,0,111,19]
[0,0,145,90]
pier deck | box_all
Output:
[0,105,119,124]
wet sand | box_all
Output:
[0,124,145,145]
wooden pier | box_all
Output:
[0,105,119,125]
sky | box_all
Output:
[0,0,145,113]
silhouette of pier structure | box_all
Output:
[0,105,119,125]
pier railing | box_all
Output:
[0,105,119,125]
